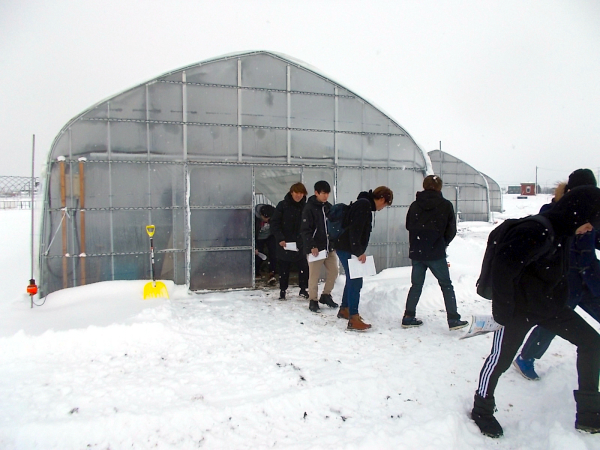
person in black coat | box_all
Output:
[270,182,309,300]
[336,186,393,331]
[301,180,339,313]
[402,175,467,330]
[515,169,600,380]
[471,185,600,438]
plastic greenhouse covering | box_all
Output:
[428,150,502,222]
[40,51,430,296]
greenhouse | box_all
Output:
[39,51,430,297]
[428,150,502,222]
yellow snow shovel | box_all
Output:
[143,225,169,299]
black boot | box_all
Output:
[574,390,600,433]
[471,393,503,438]
[319,293,338,308]
[309,300,320,313]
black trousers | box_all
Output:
[278,257,309,292]
[476,307,600,398]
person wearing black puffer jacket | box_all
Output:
[301,180,339,313]
[336,186,393,331]
[402,175,467,331]
[471,185,600,439]
[270,183,309,300]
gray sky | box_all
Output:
[1,0,599,188]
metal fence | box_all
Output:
[0,176,40,209]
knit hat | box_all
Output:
[565,169,597,191]
[260,204,275,218]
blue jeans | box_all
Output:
[404,258,460,320]
[337,250,363,317]
[521,285,600,360]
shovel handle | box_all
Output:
[146,225,155,237]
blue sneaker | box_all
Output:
[513,355,540,380]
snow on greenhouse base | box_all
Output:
[0,195,599,449]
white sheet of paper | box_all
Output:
[257,252,267,261]
[284,242,298,252]
[307,250,327,262]
[348,255,376,279]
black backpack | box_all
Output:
[327,203,350,241]
[476,215,554,300]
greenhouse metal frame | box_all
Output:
[40,51,431,297]
[428,149,502,222]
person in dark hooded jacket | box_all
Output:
[402,175,468,330]
[270,183,309,300]
[336,186,393,331]
[514,169,600,381]
[471,185,600,438]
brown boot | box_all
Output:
[347,314,371,331]
[337,307,349,319]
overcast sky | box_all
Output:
[1,0,599,187]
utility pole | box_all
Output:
[535,166,538,195]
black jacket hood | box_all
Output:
[357,191,376,211]
[542,185,600,237]
[414,189,445,210]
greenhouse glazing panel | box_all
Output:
[148,83,183,122]
[85,256,116,285]
[178,59,238,85]
[114,254,147,281]
[388,171,421,207]
[108,86,146,120]
[188,125,238,160]
[241,54,286,90]
[389,135,422,167]
[336,96,363,132]
[70,121,108,157]
[149,123,183,157]
[110,163,149,208]
[289,94,334,131]
[363,103,390,134]
[190,210,252,249]
[289,65,333,94]
[80,162,110,208]
[148,164,185,208]
[110,121,147,155]
[242,128,287,161]
[362,134,389,164]
[186,84,237,125]
[290,130,334,162]
[83,102,108,120]
[241,90,287,128]
[190,250,253,290]
[336,133,364,165]
[112,209,153,254]
[79,210,113,255]
[189,166,252,207]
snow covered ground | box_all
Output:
[1,194,599,449]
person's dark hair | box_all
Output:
[290,182,308,195]
[423,175,443,192]
[565,168,597,192]
[372,186,393,205]
[314,180,331,193]
[260,204,275,218]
